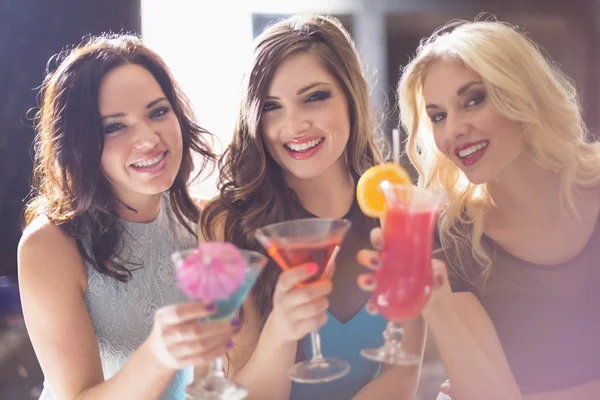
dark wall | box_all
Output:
[252,13,354,38]
[0,0,141,276]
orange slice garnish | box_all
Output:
[356,163,411,218]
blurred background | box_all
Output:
[1,0,598,398]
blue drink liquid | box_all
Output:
[207,268,259,320]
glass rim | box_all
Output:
[254,218,352,242]
[380,181,446,195]
[256,217,350,233]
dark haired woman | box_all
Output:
[18,34,237,399]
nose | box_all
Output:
[132,123,160,150]
[283,109,310,138]
[444,111,471,141]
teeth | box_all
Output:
[132,152,165,168]
[285,138,323,152]
[458,142,488,158]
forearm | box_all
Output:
[426,306,522,400]
[352,365,421,400]
[76,340,176,400]
[231,315,297,400]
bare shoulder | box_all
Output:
[20,215,79,262]
[19,215,87,293]
[19,216,104,398]
[21,215,67,244]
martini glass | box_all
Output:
[361,183,445,365]
[255,218,351,384]
[171,247,268,400]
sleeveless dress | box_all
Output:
[40,195,196,400]
[290,198,388,399]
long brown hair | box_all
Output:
[201,15,383,328]
[25,33,215,282]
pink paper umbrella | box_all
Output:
[176,242,246,302]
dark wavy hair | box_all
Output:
[24,33,215,282]
[201,15,383,329]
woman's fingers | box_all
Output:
[155,301,215,325]
[365,300,379,316]
[440,379,452,396]
[370,228,383,250]
[357,273,377,292]
[432,258,449,290]
[357,249,380,271]
[276,263,319,293]
[278,280,332,309]
[163,318,237,345]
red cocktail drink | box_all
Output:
[374,205,438,321]
[255,218,351,384]
[361,183,445,365]
[267,237,342,283]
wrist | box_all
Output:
[263,312,299,349]
[140,337,178,377]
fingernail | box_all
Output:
[230,317,241,327]
[226,340,234,349]
[366,302,379,315]
[205,303,216,311]
[369,256,380,268]
[306,263,318,274]
[364,276,376,287]
[373,236,382,248]
[434,275,444,288]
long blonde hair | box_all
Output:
[399,20,600,279]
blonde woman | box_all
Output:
[358,20,600,400]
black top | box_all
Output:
[436,219,600,394]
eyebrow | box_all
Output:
[101,97,168,121]
[266,82,331,100]
[425,81,484,110]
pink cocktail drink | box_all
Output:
[361,183,445,365]
[373,205,438,321]
[171,245,267,399]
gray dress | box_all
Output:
[40,195,196,399]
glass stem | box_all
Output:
[310,331,325,362]
[383,321,404,351]
[207,356,226,378]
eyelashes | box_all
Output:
[150,106,169,118]
[104,123,125,134]
[262,101,280,112]
[465,93,485,108]
[262,89,332,113]
[102,106,171,135]
[428,92,486,124]
[306,90,331,102]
